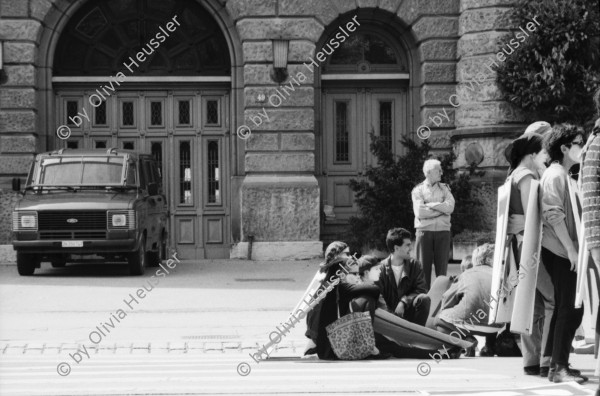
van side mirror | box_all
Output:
[12,178,21,192]
[148,182,159,196]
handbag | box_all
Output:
[325,289,376,360]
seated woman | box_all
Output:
[304,242,386,360]
[431,243,503,355]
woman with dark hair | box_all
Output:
[504,131,555,376]
[540,123,587,383]
[304,242,386,360]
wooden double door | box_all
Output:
[319,87,407,236]
[54,88,231,259]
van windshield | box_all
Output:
[32,156,127,186]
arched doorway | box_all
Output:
[316,20,413,241]
[52,0,233,259]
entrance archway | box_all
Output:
[49,0,236,259]
[315,12,419,241]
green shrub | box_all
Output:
[346,134,484,253]
[495,0,600,127]
[453,230,495,244]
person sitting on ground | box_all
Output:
[304,241,351,358]
[304,242,388,360]
[432,243,503,356]
[378,228,430,326]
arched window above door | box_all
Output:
[323,31,408,74]
[53,0,230,76]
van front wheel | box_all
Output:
[17,252,39,276]
[128,235,146,276]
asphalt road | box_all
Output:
[0,260,598,395]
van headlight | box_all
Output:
[107,210,135,229]
[112,214,127,227]
[13,212,38,231]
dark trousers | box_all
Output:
[415,230,451,288]
[541,247,583,366]
[404,294,431,327]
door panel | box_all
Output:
[320,88,407,228]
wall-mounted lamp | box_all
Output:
[271,39,289,83]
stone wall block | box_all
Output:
[0,136,37,153]
[459,7,512,35]
[456,81,503,103]
[420,40,457,60]
[244,86,314,107]
[412,17,458,42]
[456,102,526,127]
[0,89,36,109]
[0,155,34,174]
[0,0,28,17]
[241,177,320,240]
[422,63,456,83]
[357,0,379,9]
[0,20,42,41]
[244,133,279,151]
[329,0,356,14]
[242,109,314,131]
[457,58,497,83]
[3,42,37,64]
[458,32,506,57]
[0,191,21,244]
[398,0,458,26]
[379,0,400,14]
[460,0,515,12]
[289,41,316,62]
[0,111,37,133]
[30,0,54,22]
[421,85,458,106]
[226,0,276,21]
[237,18,323,41]
[243,41,272,62]
[244,64,315,86]
[3,65,36,86]
[279,0,339,25]
[245,153,315,172]
[281,133,315,150]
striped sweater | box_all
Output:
[581,119,600,249]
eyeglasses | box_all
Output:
[567,140,584,148]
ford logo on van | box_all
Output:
[66,218,78,224]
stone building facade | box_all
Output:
[0,0,525,260]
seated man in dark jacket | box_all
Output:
[378,228,431,326]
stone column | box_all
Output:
[0,0,43,247]
[454,0,527,229]
[228,0,323,259]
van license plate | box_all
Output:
[62,241,83,247]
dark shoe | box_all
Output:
[524,365,540,375]
[566,365,588,381]
[479,345,495,357]
[304,347,317,356]
[553,365,587,384]
[539,366,549,378]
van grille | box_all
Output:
[38,211,107,231]
[39,231,107,240]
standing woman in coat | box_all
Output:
[505,128,555,376]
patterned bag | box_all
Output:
[325,290,376,360]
